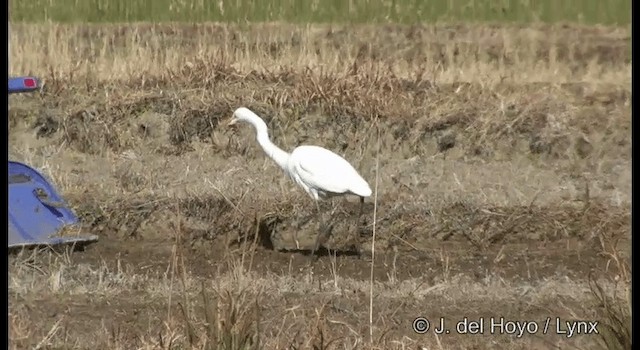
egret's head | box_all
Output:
[227,114,239,128]
[228,107,269,134]
[228,107,254,127]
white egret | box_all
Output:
[228,107,372,256]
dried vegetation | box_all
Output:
[9,22,630,349]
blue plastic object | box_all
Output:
[8,161,97,249]
[8,77,98,250]
[9,76,39,94]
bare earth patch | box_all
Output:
[9,23,630,349]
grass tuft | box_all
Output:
[589,231,631,350]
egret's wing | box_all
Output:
[293,146,357,194]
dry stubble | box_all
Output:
[9,22,630,349]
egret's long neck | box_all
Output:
[253,122,290,171]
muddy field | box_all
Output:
[8,23,631,349]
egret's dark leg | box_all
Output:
[294,201,316,251]
[352,196,365,254]
[311,200,333,257]
[293,213,301,250]
[358,196,365,223]
[293,205,307,250]
[310,201,323,256]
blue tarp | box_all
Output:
[8,161,98,249]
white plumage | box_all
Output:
[228,107,371,255]
[289,145,372,200]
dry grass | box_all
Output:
[8,22,630,349]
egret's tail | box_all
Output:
[351,177,373,197]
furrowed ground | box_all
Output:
[9,23,630,349]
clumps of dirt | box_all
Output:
[176,196,238,237]
[136,111,170,141]
[215,196,629,255]
[250,212,281,251]
[528,133,571,157]
[437,130,457,153]
[350,200,626,252]
[16,82,618,164]
[113,161,147,192]
[14,49,629,163]
[59,106,120,154]
[10,102,62,142]
[131,110,184,155]
[27,93,171,154]
[528,131,600,160]
[419,200,629,249]
[68,191,246,245]
[68,194,165,239]
[583,88,631,108]
[8,104,40,131]
[574,134,594,159]
[32,90,277,157]
[33,114,60,138]
[168,101,231,146]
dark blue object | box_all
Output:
[9,76,39,94]
[8,161,98,249]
